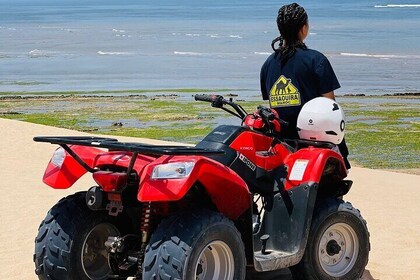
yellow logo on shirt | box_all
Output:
[269,75,301,107]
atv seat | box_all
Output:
[284,138,336,151]
[195,125,246,166]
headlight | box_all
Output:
[51,147,66,167]
[151,162,195,179]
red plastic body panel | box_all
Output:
[254,143,291,171]
[243,110,281,133]
[283,147,347,190]
[243,115,265,130]
[229,131,273,167]
[137,155,251,220]
[42,146,102,189]
[43,146,155,189]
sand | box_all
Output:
[0,117,419,279]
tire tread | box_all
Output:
[290,198,370,280]
[143,209,244,279]
[34,192,88,280]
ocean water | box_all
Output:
[0,0,419,95]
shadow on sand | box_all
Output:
[246,268,292,280]
[246,269,377,280]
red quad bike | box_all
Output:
[33,94,370,280]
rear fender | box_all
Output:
[43,146,155,189]
[284,147,347,190]
[138,155,251,220]
[42,146,102,189]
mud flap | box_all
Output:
[253,182,318,271]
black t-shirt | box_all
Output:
[260,48,340,138]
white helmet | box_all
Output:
[297,97,345,144]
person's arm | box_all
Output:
[260,60,269,100]
[321,91,335,100]
[315,55,340,99]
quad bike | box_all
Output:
[33,94,370,280]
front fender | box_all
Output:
[138,155,251,219]
[284,147,347,190]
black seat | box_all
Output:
[195,125,246,166]
[284,138,335,151]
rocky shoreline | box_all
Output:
[0,91,419,101]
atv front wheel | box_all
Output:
[290,198,370,280]
[143,209,246,280]
[34,192,126,280]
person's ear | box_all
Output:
[299,23,309,41]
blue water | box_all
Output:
[0,0,419,95]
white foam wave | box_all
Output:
[374,4,420,8]
[38,26,78,32]
[254,52,272,55]
[97,51,132,55]
[174,51,204,56]
[186,33,200,37]
[115,34,131,38]
[28,49,56,58]
[340,52,420,59]
[229,35,243,39]
[112,29,126,33]
[340,52,398,58]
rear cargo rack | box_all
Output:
[34,136,225,156]
[34,136,225,174]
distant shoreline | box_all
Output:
[343,92,420,97]
[0,89,418,100]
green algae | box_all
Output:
[1,95,419,169]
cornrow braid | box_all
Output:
[272,3,308,65]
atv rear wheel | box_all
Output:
[143,209,246,280]
[34,192,125,280]
[290,198,370,280]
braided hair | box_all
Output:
[271,3,308,65]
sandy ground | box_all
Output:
[0,118,419,280]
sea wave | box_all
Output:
[173,51,204,56]
[374,4,420,8]
[339,52,420,59]
[97,51,132,55]
[28,49,59,58]
[115,34,131,38]
[170,33,243,39]
[38,26,79,32]
[254,52,271,55]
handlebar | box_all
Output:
[194,94,218,103]
[257,106,275,121]
[194,94,247,119]
[194,94,288,128]
[258,105,289,126]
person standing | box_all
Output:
[260,2,350,168]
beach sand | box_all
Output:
[0,117,419,279]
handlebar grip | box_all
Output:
[194,94,217,102]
